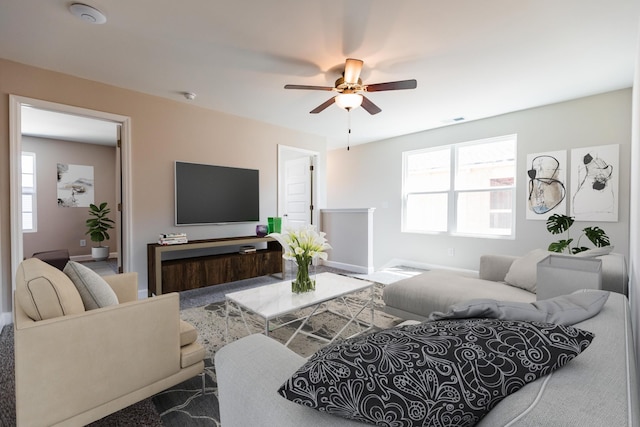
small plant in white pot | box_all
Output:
[86,202,115,261]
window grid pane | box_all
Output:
[455,140,516,191]
[403,135,516,237]
[405,193,448,232]
[21,152,36,232]
[405,148,451,192]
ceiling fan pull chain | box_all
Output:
[347,108,352,151]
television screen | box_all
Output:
[175,161,260,225]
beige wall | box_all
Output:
[327,89,633,271]
[0,58,327,314]
[22,136,117,259]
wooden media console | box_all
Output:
[147,236,283,296]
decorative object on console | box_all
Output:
[267,216,282,233]
[546,213,610,254]
[158,232,188,245]
[269,225,331,293]
[86,202,115,261]
[256,224,268,236]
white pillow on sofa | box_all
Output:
[64,261,119,310]
[504,248,552,293]
[574,245,614,258]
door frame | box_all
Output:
[277,145,319,228]
[9,95,133,290]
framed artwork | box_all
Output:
[526,150,566,220]
[57,163,94,207]
[570,144,619,222]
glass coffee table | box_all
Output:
[225,272,374,347]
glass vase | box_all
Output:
[291,257,315,293]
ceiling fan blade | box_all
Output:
[310,97,336,114]
[366,79,417,92]
[361,96,382,115]
[343,58,364,84]
[284,84,334,91]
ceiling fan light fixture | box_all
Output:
[335,93,363,110]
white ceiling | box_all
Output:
[1,1,639,149]
[21,107,119,146]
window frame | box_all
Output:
[21,151,37,233]
[402,134,517,239]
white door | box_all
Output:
[283,156,312,230]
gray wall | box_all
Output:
[327,89,632,271]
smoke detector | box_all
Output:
[183,92,197,100]
[69,3,107,24]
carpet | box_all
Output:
[0,268,411,426]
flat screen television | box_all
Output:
[175,161,260,225]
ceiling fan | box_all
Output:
[284,58,417,115]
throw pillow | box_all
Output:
[279,319,594,426]
[64,261,119,310]
[428,290,609,325]
[504,248,551,293]
[15,258,85,321]
[573,245,614,258]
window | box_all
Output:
[21,152,36,232]
[402,135,516,237]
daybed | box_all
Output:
[13,258,205,427]
[383,250,628,321]
[215,291,639,426]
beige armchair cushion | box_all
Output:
[180,319,198,347]
[181,342,206,368]
[64,261,119,310]
[15,258,85,321]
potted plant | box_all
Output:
[546,213,610,254]
[86,202,115,261]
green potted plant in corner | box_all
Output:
[546,213,610,254]
[86,202,115,261]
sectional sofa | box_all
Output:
[216,290,638,426]
[383,249,628,320]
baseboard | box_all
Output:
[70,252,118,263]
[380,258,478,275]
[322,260,374,274]
[139,289,149,299]
[1,311,12,328]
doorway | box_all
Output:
[9,95,132,290]
[277,145,319,230]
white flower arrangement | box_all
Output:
[269,225,331,293]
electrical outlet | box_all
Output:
[80,239,86,247]
[447,247,455,256]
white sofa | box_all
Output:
[215,291,638,426]
[382,251,627,321]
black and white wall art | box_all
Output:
[526,150,567,220]
[570,144,619,222]
[57,163,94,208]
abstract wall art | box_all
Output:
[57,163,94,207]
[526,150,567,220]
[570,144,619,222]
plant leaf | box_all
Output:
[548,239,572,253]
[572,246,590,254]
[546,214,574,235]
[583,227,610,247]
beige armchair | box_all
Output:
[13,258,205,427]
